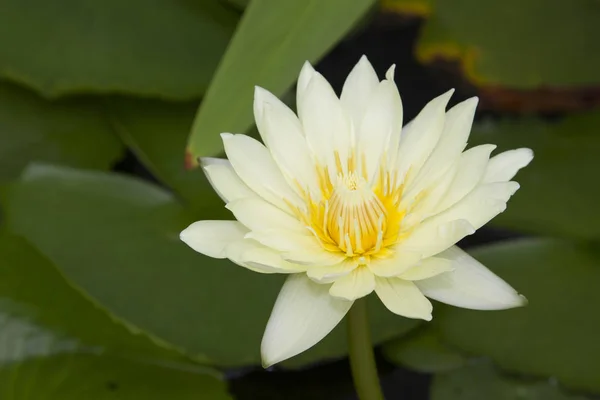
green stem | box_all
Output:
[347,298,385,400]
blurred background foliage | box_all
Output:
[0,0,598,398]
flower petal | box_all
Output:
[201,158,255,203]
[226,197,307,233]
[357,76,403,180]
[398,257,453,281]
[180,220,247,258]
[226,238,301,274]
[261,274,353,367]
[368,251,422,277]
[340,55,380,127]
[399,219,475,259]
[415,246,527,310]
[329,266,375,300]
[434,144,496,213]
[306,259,358,283]
[483,148,534,183]
[395,90,454,185]
[298,71,353,178]
[253,87,320,197]
[296,61,316,111]
[409,97,478,193]
[284,250,346,267]
[246,229,324,255]
[374,277,433,320]
[221,133,301,211]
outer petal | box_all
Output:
[340,55,380,128]
[398,257,453,281]
[296,61,315,111]
[226,197,307,233]
[299,71,353,178]
[395,90,454,185]
[398,219,475,259]
[357,76,403,180]
[374,277,433,320]
[246,229,323,254]
[434,144,496,213]
[226,238,303,274]
[180,220,247,258]
[329,267,375,300]
[201,158,255,203]
[483,148,534,183]
[261,274,353,367]
[368,251,422,277]
[221,133,301,211]
[253,87,320,197]
[415,246,527,310]
[409,97,478,193]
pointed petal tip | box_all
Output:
[220,132,234,140]
[385,64,396,81]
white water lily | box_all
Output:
[181,56,533,367]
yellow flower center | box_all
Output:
[296,151,407,261]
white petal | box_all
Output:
[440,181,520,230]
[261,274,353,366]
[221,133,301,211]
[409,97,478,193]
[253,87,320,197]
[296,61,316,112]
[285,250,346,267]
[398,257,453,281]
[226,238,301,274]
[415,246,527,310]
[435,144,496,213]
[329,267,375,300]
[246,229,323,255]
[299,71,353,177]
[201,158,255,203]
[395,90,454,185]
[340,55,380,126]
[483,148,534,183]
[405,159,458,216]
[226,197,307,233]
[399,219,475,259]
[306,259,358,283]
[368,251,422,277]
[357,77,403,180]
[374,277,433,320]
[180,220,247,258]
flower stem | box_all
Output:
[347,298,385,400]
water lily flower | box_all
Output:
[181,56,533,367]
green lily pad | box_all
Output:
[187,0,375,160]
[0,232,183,360]
[386,0,600,88]
[431,360,589,400]
[3,164,418,366]
[0,0,237,99]
[437,239,600,393]
[382,325,466,373]
[469,113,600,239]
[0,83,122,181]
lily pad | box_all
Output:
[431,360,589,400]
[0,0,237,99]
[437,239,600,393]
[469,113,600,239]
[0,83,122,181]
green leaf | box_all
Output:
[3,164,418,366]
[187,0,375,161]
[436,239,600,393]
[106,98,226,216]
[469,112,600,239]
[0,232,184,360]
[0,0,237,99]
[0,314,230,400]
[431,360,589,400]
[382,325,466,373]
[386,0,600,88]
[0,83,122,181]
